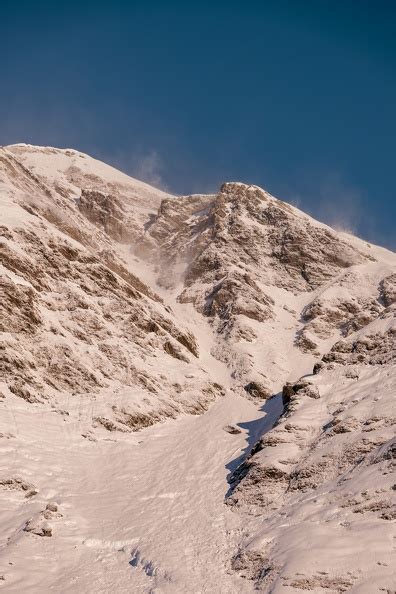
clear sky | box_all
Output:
[1,1,395,248]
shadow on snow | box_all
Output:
[225,392,283,496]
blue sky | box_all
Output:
[1,1,395,248]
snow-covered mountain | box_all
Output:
[1,144,395,593]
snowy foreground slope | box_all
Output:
[0,144,395,593]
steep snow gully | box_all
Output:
[1,145,395,593]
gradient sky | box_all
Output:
[1,1,395,248]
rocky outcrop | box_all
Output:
[380,273,396,307]
[0,151,222,431]
[144,182,370,306]
[226,317,396,590]
[78,189,138,243]
[301,293,383,338]
[321,325,396,367]
[141,182,379,395]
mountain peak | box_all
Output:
[1,145,395,592]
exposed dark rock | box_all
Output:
[244,381,272,400]
[0,477,38,498]
[23,519,52,537]
[232,550,280,587]
[163,340,189,362]
[322,328,396,367]
[282,380,319,408]
[223,425,242,434]
[380,273,396,307]
[78,189,138,243]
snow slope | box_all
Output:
[0,145,395,593]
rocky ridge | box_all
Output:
[227,316,396,591]
[0,145,222,433]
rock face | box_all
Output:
[226,314,396,591]
[142,181,392,397]
[1,144,395,593]
[78,189,138,243]
[144,182,370,297]
[0,145,222,433]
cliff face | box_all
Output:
[142,180,393,399]
[0,145,222,434]
[227,317,396,591]
[0,144,395,593]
